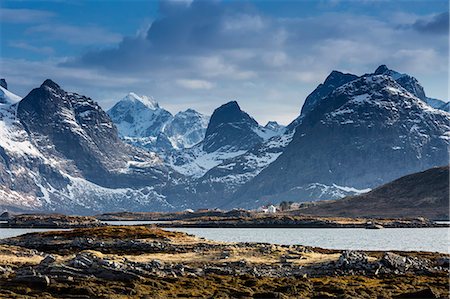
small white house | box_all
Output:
[184,209,194,213]
[267,205,277,214]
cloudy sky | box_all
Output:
[1,0,448,125]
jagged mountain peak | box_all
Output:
[298,70,358,118]
[374,64,390,75]
[108,93,210,151]
[206,101,258,133]
[202,101,263,153]
[371,65,448,112]
[121,92,159,110]
[41,79,61,91]
[373,64,405,80]
[17,81,167,189]
[265,121,281,129]
[233,66,450,208]
[371,65,427,100]
[175,108,203,117]
[183,108,197,113]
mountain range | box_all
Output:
[107,92,210,151]
[0,64,448,214]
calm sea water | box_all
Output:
[0,222,448,253]
[0,228,68,239]
[103,220,168,225]
[164,227,450,253]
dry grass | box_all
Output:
[0,245,43,266]
[35,226,192,242]
[120,245,344,266]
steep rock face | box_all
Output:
[299,166,450,220]
[287,71,359,131]
[374,65,450,112]
[374,64,427,100]
[193,132,294,206]
[233,72,450,208]
[163,101,284,180]
[17,80,166,188]
[203,101,263,153]
[0,80,179,214]
[300,71,359,116]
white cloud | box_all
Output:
[9,41,54,55]
[176,79,215,90]
[223,14,266,31]
[2,1,447,125]
[0,8,54,23]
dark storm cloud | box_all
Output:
[412,11,449,35]
[5,0,448,124]
[64,0,275,72]
[65,1,447,80]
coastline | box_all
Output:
[0,225,448,298]
[1,213,448,229]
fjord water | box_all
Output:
[0,228,69,239]
[1,224,448,253]
[165,227,449,253]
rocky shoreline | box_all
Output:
[96,211,450,229]
[0,226,448,298]
[0,214,106,228]
[2,212,448,229]
[156,215,449,229]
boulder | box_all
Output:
[337,251,369,270]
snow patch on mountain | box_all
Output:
[108,93,209,151]
[163,145,247,178]
[0,86,21,104]
[198,131,294,193]
[301,183,371,200]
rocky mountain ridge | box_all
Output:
[0,64,448,213]
[0,80,179,214]
[231,68,450,208]
[108,92,209,152]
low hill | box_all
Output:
[297,166,449,220]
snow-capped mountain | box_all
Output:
[162,101,285,179]
[107,93,209,151]
[374,65,449,112]
[1,64,448,213]
[203,101,263,153]
[287,71,359,131]
[0,80,180,214]
[164,109,210,149]
[0,82,21,104]
[231,66,450,208]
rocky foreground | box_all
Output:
[0,226,448,298]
